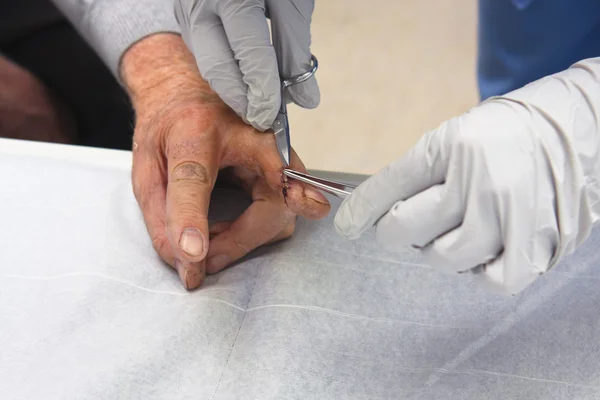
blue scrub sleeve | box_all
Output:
[477,0,600,100]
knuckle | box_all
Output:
[174,200,203,217]
[166,203,207,232]
[131,175,143,200]
[454,127,484,152]
[489,170,522,198]
[167,124,215,158]
[131,177,148,208]
[151,233,172,262]
[171,161,211,185]
[131,168,147,197]
[134,179,163,211]
[232,235,252,254]
[267,219,297,244]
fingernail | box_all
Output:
[303,186,328,205]
[179,228,205,257]
[174,259,203,290]
[207,255,231,273]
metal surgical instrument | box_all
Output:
[283,169,357,199]
[272,54,318,167]
[272,56,356,200]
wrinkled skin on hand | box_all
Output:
[122,34,330,290]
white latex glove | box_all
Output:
[174,0,320,131]
[335,58,600,295]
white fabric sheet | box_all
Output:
[2,138,600,399]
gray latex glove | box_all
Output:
[335,58,600,295]
[174,0,320,131]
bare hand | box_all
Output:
[121,34,330,290]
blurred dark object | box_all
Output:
[0,0,134,150]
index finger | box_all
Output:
[284,148,332,220]
[236,130,331,220]
[205,176,295,274]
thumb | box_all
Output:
[268,0,320,109]
[334,119,459,239]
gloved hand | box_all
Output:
[335,58,600,295]
[174,0,319,131]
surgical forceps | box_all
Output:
[283,169,357,199]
